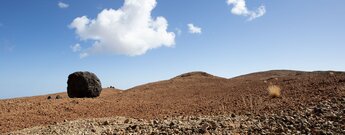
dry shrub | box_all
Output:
[239,95,264,114]
[268,85,281,98]
[329,72,334,75]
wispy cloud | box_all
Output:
[71,43,81,52]
[188,23,202,34]
[79,52,88,59]
[58,2,69,9]
[175,28,182,36]
[227,0,266,21]
[69,0,175,57]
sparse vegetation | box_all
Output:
[240,95,263,113]
[329,72,334,75]
[268,85,281,98]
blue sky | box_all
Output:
[1,0,345,99]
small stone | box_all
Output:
[207,120,218,130]
[219,122,227,128]
[229,123,236,130]
[91,129,96,132]
[200,123,209,133]
[313,106,323,115]
[153,120,159,125]
[131,125,138,130]
[287,124,294,129]
[103,120,110,125]
[56,95,62,99]
[169,122,175,127]
[124,119,130,124]
[240,124,247,129]
[315,130,327,135]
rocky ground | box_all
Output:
[1,70,345,134]
[8,97,344,135]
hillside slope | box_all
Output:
[1,70,344,133]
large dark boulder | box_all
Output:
[67,71,102,98]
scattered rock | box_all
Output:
[200,123,209,133]
[124,119,130,124]
[103,121,110,125]
[4,71,345,134]
[47,96,52,100]
[313,105,323,115]
[55,95,62,99]
[9,97,345,135]
[207,120,218,130]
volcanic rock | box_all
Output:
[67,71,102,98]
[56,95,62,99]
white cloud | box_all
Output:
[227,0,266,21]
[71,43,81,52]
[188,24,202,34]
[80,52,88,59]
[69,0,175,57]
[58,2,69,9]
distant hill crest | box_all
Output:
[172,71,218,79]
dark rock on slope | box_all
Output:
[67,71,102,98]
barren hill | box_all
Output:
[1,70,344,133]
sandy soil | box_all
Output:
[1,70,344,133]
